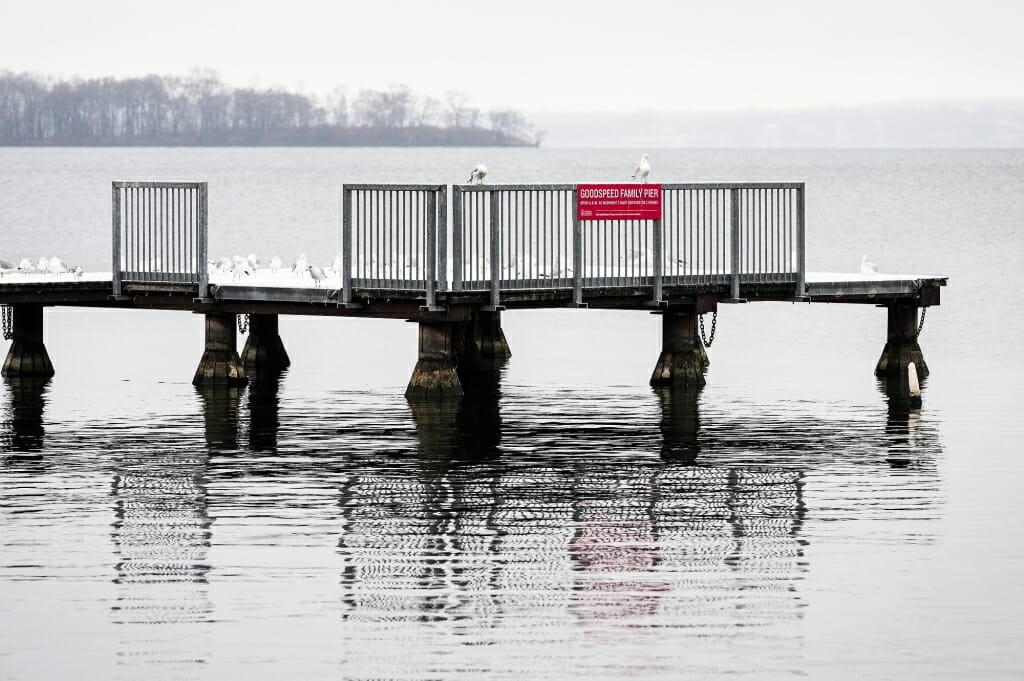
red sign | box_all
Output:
[577,184,662,221]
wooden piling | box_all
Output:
[472,310,512,359]
[650,310,707,388]
[406,321,466,399]
[192,313,247,386]
[240,314,291,369]
[875,303,929,379]
[2,305,54,378]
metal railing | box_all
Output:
[453,183,805,306]
[112,181,208,297]
[342,184,446,307]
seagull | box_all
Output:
[47,257,68,275]
[247,253,260,269]
[860,255,878,274]
[269,256,282,273]
[307,264,328,288]
[0,259,14,277]
[467,164,487,185]
[217,256,233,272]
[71,265,84,279]
[18,258,35,273]
[632,154,651,183]
[331,252,344,274]
[292,253,308,277]
[232,258,253,281]
[37,257,48,272]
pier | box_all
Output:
[1,181,945,396]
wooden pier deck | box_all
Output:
[0,181,946,396]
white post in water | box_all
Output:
[908,361,922,405]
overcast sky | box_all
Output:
[2,0,1021,113]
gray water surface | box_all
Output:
[1,148,1022,680]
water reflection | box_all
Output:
[655,386,701,464]
[1,377,49,453]
[248,368,286,452]
[878,377,933,468]
[407,359,505,460]
[196,385,243,451]
[110,445,213,671]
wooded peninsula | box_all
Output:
[0,71,544,147]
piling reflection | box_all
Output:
[1,377,49,453]
[196,385,243,451]
[248,368,286,452]
[878,376,934,467]
[655,386,701,464]
[407,359,505,460]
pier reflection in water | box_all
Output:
[0,363,943,679]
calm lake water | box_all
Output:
[1,148,1023,680]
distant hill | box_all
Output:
[531,101,1024,148]
[0,71,543,147]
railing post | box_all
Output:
[342,186,353,305]
[489,190,501,309]
[452,186,463,291]
[436,185,448,293]
[652,217,663,304]
[730,187,741,300]
[426,190,437,309]
[796,183,806,298]
[572,187,583,306]
[198,182,209,298]
[112,183,122,298]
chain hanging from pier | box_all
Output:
[1,305,12,341]
[699,311,717,347]
[915,307,927,339]
[237,314,250,334]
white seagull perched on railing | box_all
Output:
[18,258,35,273]
[307,264,328,288]
[292,253,308,277]
[632,154,651,183]
[468,164,487,185]
[47,257,68,275]
[269,255,282,273]
[860,255,879,274]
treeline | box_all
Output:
[0,70,544,146]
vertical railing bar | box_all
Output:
[653,213,663,303]
[426,191,436,307]
[112,184,122,296]
[197,183,208,295]
[796,183,806,298]
[342,186,352,303]
[572,188,583,305]
[489,190,500,307]
[438,186,448,293]
[730,188,740,299]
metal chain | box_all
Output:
[237,313,250,334]
[1,305,12,341]
[699,311,717,347]
[915,307,927,339]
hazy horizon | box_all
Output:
[3,0,1022,113]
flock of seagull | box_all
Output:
[0,256,83,279]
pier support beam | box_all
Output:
[472,310,511,359]
[650,310,707,388]
[192,313,247,387]
[875,303,929,379]
[406,321,467,399]
[2,305,54,378]
[240,314,291,369]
